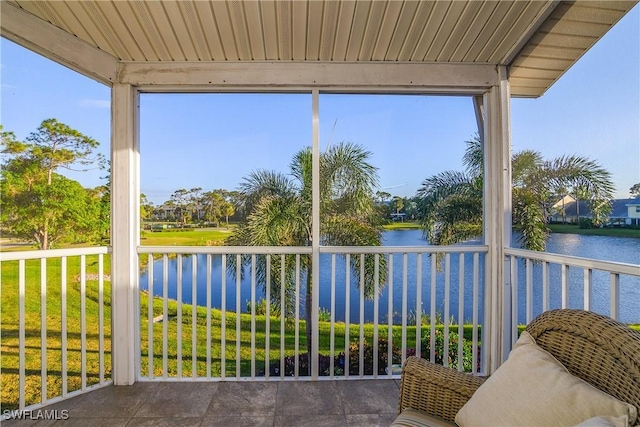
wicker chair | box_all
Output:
[395,309,640,426]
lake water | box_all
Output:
[140,230,640,324]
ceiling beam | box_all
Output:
[117,62,498,93]
[0,2,118,86]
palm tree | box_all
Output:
[226,141,387,359]
[417,135,614,251]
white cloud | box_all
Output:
[78,99,110,109]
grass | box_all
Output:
[383,221,422,230]
[548,224,640,238]
[140,227,235,246]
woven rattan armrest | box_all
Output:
[398,356,486,423]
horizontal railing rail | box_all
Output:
[504,247,640,346]
[137,245,489,382]
[0,247,112,415]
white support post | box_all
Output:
[482,66,512,374]
[111,83,140,385]
[311,89,320,379]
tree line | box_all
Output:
[2,120,626,255]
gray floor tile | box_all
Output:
[126,417,203,427]
[206,382,278,417]
[62,383,158,418]
[346,413,398,427]
[275,381,343,416]
[135,382,218,418]
[0,419,58,427]
[201,416,274,426]
[336,380,399,415]
[53,418,130,426]
[275,414,347,427]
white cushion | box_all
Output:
[454,331,638,427]
[574,416,630,427]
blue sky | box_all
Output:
[1,5,638,206]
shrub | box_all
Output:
[340,337,402,376]
[420,329,473,372]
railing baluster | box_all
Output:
[373,254,379,378]
[221,255,227,379]
[176,254,183,379]
[251,254,256,379]
[359,254,365,378]
[61,257,68,395]
[191,255,197,379]
[345,254,350,379]
[610,273,620,320]
[387,254,393,377]
[561,264,569,308]
[542,261,549,313]
[472,253,479,374]
[584,268,592,311]
[264,255,270,380]
[526,258,533,324]
[147,254,154,379]
[98,253,104,384]
[162,254,168,379]
[206,254,212,379]
[40,257,47,402]
[80,255,87,390]
[236,254,242,380]
[510,255,517,346]
[330,254,336,378]
[458,253,465,372]
[295,255,300,378]
[280,255,285,379]
[19,259,26,409]
[415,254,422,360]
[401,253,408,364]
[430,254,437,364]
[444,254,450,368]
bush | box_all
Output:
[578,218,594,229]
[341,337,402,376]
[420,329,473,372]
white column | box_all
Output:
[311,89,320,379]
[482,66,512,374]
[111,83,140,385]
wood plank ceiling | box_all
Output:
[3,0,637,97]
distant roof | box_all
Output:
[557,199,639,219]
[625,197,640,206]
[1,1,637,97]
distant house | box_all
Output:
[549,196,640,226]
[625,197,640,226]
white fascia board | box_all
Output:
[0,2,117,86]
[117,61,498,94]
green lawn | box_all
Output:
[383,221,422,230]
[140,227,235,246]
[548,224,640,238]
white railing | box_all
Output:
[505,248,640,346]
[137,245,489,381]
[0,247,112,414]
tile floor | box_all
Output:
[2,379,401,426]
